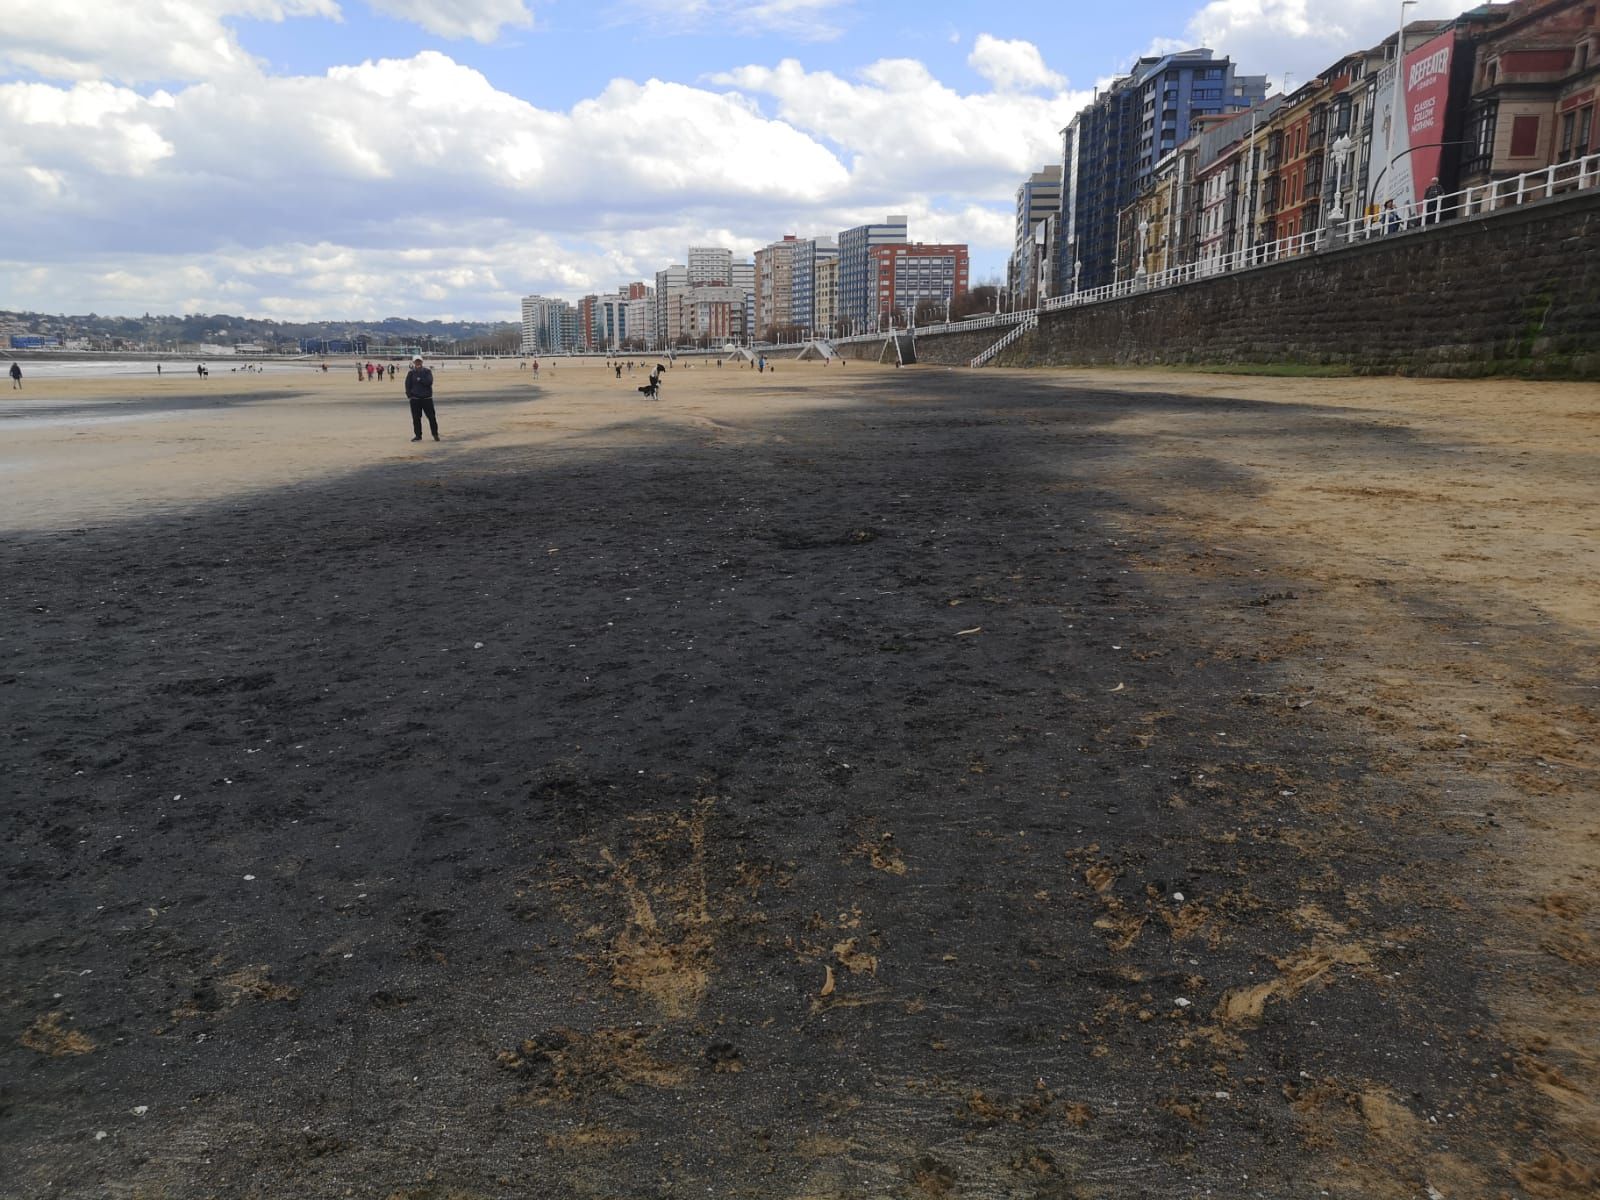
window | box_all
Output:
[1465,102,1498,173]
[1579,107,1594,156]
[1510,113,1542,158]
[1561,111,1576,158]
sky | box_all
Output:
[1,0,1424,322]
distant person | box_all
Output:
[8,361,21,389]
[156,363,162,376]
[405,355,439,442]
[356,363,364,381]
[1423,176,1443,223]
[1382,199,1400,236]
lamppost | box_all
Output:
[1073,258,1082,297]
[1328,133,1354,238]
[1386,0,1418,210]
[1135,218,1151,285]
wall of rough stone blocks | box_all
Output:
[913,190,1600,377]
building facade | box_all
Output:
[577,295,599,350]
[814,256,838,336]
[655,264,688,347]
[681,284,746,343]
[868,243,969,326]
[1010,165,1062,308]
[520,294,580,354]
[732,261,755,345]
[753,235,802,339]
[687,246,733,287]
[789,237,838,336]
[1461,0,1599,190]
[836,215,907,332]
[1056,49,1266,292]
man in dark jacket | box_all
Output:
[404,355,439,442]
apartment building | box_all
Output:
[789,237,838,335]
[814,256,838,336]
[836,215,907,331]
[1010,165,1062,307]
[753,235,802,338]
[1056,49,1266,292]
[687,246,733,286]
[868,243,969,325]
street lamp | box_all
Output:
[1135,218,1151,284]
[1385,0,1419,210]
[1073,259,1082,297]
[1329,133,1354,227]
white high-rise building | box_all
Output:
[732,261,755,345]
[1010,165,1062,308]
[520,294,576,353]
[687,246,733,287]
[655,264,688,346]
[625,296,654,349]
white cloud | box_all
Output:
[365,0,533,42]
[610,0,853,41]
[714,57,1087,193]
[968,34,1065,93]
[0,0,340,84]
[1169,0,1401,83]
[2,38,1059,318]
[0,52,864,315]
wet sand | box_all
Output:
[2,361,1596,1198]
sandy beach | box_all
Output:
[3,361,1596,1198]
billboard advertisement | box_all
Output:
[1404,32,1456,203]
[1376,31,1456,213]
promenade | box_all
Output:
[3,362,1596,1198]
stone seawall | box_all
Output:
[926,189,1600,377]
[911,328,1015,366]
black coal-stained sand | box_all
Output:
[0,374,1559,1198]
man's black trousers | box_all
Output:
[409,397,438,437]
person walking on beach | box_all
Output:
[8,362,21,389]
[405,355,439,442]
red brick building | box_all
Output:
[868,243,969,325]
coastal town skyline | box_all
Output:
[3,1,1420,322]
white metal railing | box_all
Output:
[1031,150,1600,316]
[827,152,1599,367]
[1336,150,1600,241]
[832,309,1031,346]
[970,314,1038,367]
